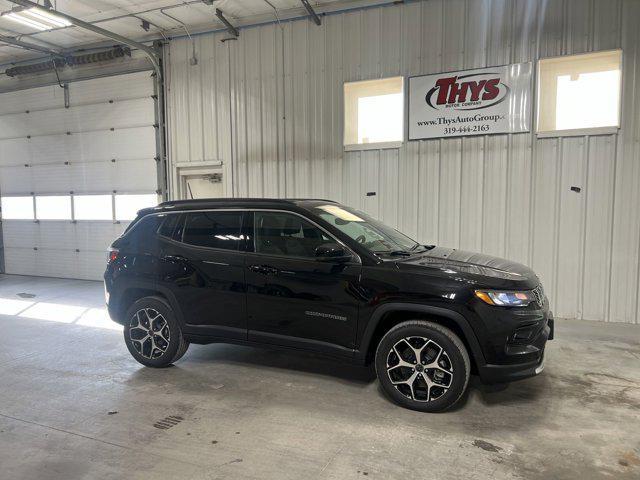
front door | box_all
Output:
[157,210,247,340]
[245,211,362,357]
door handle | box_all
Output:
[248,264,279,275]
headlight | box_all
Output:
[474,289,534,307]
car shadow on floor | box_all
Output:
[179,342,378,384]
[136,342,551,410]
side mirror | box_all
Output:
[315,243,351,263]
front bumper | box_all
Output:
[478,316,553,384]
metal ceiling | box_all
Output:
[0,0,364,66]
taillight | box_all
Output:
[108,248,119,263]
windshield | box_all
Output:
[313,204,419,254]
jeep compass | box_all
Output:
[104,198,553,412]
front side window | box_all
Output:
[182,211,243,250]
[254,212,333,258]
[313,204,418,254]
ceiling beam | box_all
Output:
[300,0,321,25]
[215,8,239,37]
[0,34,61,56]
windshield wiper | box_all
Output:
[410,244,436,252]
[377,250,412,257]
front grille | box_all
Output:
[532,284,545,307]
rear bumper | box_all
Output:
[478,317,553,384]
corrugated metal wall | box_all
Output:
[165,0,640,324]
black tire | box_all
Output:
[375,320,470,412]
[123,296,189,368]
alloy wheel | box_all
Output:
[129,308,171,359]
[386,336,454,402]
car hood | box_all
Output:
[394,247,539,289]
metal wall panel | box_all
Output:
[166,0,640,323]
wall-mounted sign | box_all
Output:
[408,62,532,140]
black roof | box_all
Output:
[150,197,338,212]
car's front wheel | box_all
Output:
[375,320,470,412]
[123,296,189,368]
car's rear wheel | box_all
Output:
[123,296,189,368]
[375,320,470,412]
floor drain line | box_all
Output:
[153,415,184,430]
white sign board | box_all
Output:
[408,63,532,140]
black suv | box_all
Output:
[104,198,553,412]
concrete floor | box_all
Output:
[0,274,639,480]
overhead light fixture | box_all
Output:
[22,8,71,27]
[3,7,71,31]
[5,11,48,30]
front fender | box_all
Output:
[355,303,486,368]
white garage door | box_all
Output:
[0,71,159,280]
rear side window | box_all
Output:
[157,213,181,239]
[125,215,163,251]
[182,211,243,250]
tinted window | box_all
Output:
[126,215,163,251]
[182,211,243,250]
[254,212,333,258]
[157,213,181,239]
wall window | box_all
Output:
[344,76,404,150]
[1,196,34,220]
[182,211,243,250]
[115,194,157,221]
[1,197,34,220]
[35,195,71,220]
[74,195,113,220]
[537,50,622,135]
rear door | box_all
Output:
[156,210,248,340]
[245,210,362,356]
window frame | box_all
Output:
[535,49,623,138]
[343,76,405,151]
